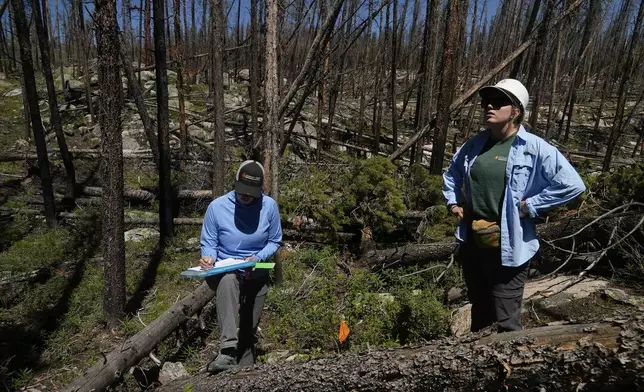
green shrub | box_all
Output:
[590,163,644,207]
[279,157,405,233]
[263,248,451,352]
[404,164,444,210]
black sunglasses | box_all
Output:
[480,97,514,109]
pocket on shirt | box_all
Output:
[510,163,533,192]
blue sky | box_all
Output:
[49,0,507,39]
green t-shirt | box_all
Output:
[469,132,518,222]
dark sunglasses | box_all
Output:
[480,97,514,109]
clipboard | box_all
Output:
[180,260,256,279]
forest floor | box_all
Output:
[0,72,642,391]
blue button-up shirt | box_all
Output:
[443,126,586,267]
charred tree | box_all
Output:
[173,0,188,162]
[95,0,126,329]
[429,0,461,174]
[154,0,174,241]
[32,0,76,200]
[603,0,644,171]
[10,0,56,227]
[210,0,226,197]
[119,36,160,167]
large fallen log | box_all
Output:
[361,213,640,268]
[159,313,644,392]
[62,281,216,392]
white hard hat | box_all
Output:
[478,79,529,113]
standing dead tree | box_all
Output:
[210,0,226,197]
[95,0,126,329]
[32,0,76,200]
[154,0,174,241]
[429,0,462,174]
[603,0,644,171]
[10,0,57,227]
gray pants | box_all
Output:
[459,242,529,332]
[207,272,269,366]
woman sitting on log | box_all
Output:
[199,160,283,372]
[442,79,586,332]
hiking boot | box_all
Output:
[207,350,237,373]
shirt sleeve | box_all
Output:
[254,200,283,261]
[443,143,467,207]
[525,145,586,218]
[200,202,219,259]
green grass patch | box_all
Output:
[0,94,27,148]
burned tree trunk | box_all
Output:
[32,0,76,200]
[10,0,56,227]
[119,36,160,167]
[173,0,188,162]
[154,0,174,241]
[95,0,126,329]
[429,0,461,174]
[210,0,226,197]
[603,0,644,172]
[62,282,216,392]
[160,314,644,392]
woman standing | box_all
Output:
[443,79,586,332]
[200,160,283,372]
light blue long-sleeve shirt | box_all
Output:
[200,191,282,262]
[443,126,586,267]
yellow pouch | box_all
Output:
[471,219,501,249]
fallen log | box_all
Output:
[158,313,644,392]
[360,213,640,268]
[62,282,216,392]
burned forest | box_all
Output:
[1,0,644,390]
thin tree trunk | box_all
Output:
[510,0,540,79]
[56,5,65,90]
[95,0,126,330]
[174,0,188,162]
[248,0,260,159]
[211,0,226,196]
[603,0,644,171]
[10,0,57,226]
[77,0,95,124]
[264,0,279,196]
[154,0,174,242]
[429,0,461,174]
[144,0,152,64]
[546,20,562,138]
[32,0,76,200]
[390,0,397,150]
[120,36,161,167]
[562,0,601,142]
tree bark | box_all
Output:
[10,0,56,227]
[62,282,217,392]
[173,0,188,162]
[429,0,461,174]
[160,315,644,392]
[154,0,174,242]
[32,0,76,200]
[95,0,126,329]
[210,0,226,197]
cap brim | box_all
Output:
[235,181,262,198]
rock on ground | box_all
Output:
[124,228,160,243]
[451,276,610,336]
[158,362,189,385]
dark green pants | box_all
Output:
[459,242,529,332]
